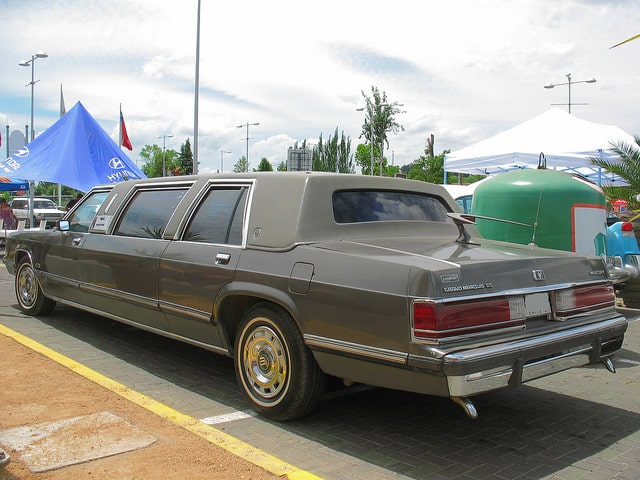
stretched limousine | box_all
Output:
[4,172,627,420]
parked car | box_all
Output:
[10,197,65,228]
[3,173,627,421]
[441,178,487,214]
[606,216,640,307]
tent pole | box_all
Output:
[28,181,35,228]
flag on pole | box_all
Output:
[119,105,133,151]
[60,84,66,117]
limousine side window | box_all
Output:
[113,188,188,238]
[184,186,248,245]
[68,191,111,232]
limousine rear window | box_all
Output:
[332,190,452,223]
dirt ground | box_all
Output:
[0,333,277,479]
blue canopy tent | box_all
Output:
[0,178,28,191]
[0,101,146,192]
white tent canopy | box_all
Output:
[444,108,637,185]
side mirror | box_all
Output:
[58,220,70,232]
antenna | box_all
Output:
[529,192,543,246]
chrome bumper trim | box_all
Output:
[443,316,627,396]
[304,334,408,364]
[606,254,640,283]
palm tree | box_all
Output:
[591,136,640,209]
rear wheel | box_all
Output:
[15,259,55,316]
[234,303,325,421]
[621,278,640,308]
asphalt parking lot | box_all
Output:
[1,264,639,480]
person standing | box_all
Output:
[0,198,17,230]
[66,193,83,211]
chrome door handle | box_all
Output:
[72,237,81,246]
[215,253,231,265]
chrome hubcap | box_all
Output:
[242,323,288,401]
[17,266,36,307]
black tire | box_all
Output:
[234,303,325,421]
[622,278,640,308]
[15,259,56,316]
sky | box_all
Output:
[1,0,639,175]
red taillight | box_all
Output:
[553,284,615,319]
[622,222,634,232]
[622,222,635,237]
[413,298,525,341]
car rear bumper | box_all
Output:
[606,254,640,283]
[438,316,627,397]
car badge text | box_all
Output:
[440,274,460,283]
[532,270,546,281]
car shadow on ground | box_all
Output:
[25,304,640,480]
[302,385,639,478]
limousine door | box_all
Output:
[77,186,189,332]
[37,190,111,303]
[158,184,249,351]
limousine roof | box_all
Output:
[92,172,462,249]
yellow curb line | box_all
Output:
[0,323,322,480]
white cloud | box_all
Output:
[1,0,639,177]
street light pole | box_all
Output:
[19,51,48,142]
[369,119,374,174]
[220,150,231,173]
[237,122,259,172]
[544,73,596,114]
[157,134,173,176]
[193,0,201,174]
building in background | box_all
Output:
[287,147,312,172]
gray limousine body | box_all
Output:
[4,172,627,420]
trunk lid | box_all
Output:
[315,235,608,299]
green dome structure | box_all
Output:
[472,169,606,254]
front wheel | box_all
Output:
[234,303,325,421]
[15,259,56,316]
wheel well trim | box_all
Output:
[214,282,302,348]
[13,248,34,268]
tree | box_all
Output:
[140,144,179,178]
[353,141,398,177]
[356,86,404,175]
[256,157,273,171]
[402,133,447,182]
[354,143,377,176]
[591,136,640,209]
[177,138,194,175]
[233,156,248,173]
[407,151,450,183]
[312,128,354,173]
[385,164,401,178]
[403,134,483,184]
[34,182,81,198]
[277,161,287,171]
